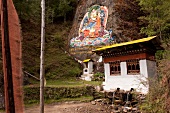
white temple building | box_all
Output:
[81,59,94,81]
[93,36,163,94]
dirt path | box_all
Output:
[0,100,141,113]
[24,102,111,113]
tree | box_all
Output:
[57,0,76,23]
[138,0,170,38]
[138,0,170,112]
[14,0,41,23]
[13,0,77,24]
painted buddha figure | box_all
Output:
[70,5,113,47]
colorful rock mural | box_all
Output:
[70,5,114,47]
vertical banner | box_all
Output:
[1,0,24,113]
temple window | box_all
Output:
[127,59,140,75]
[110,61,120,75]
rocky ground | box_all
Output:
[23,99,141,113]
[0,91,144,113]
[25,101,111,113]
[0,100,141,113]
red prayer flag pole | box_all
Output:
[0,0,24,112]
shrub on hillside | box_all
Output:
[92,72,104,81]
[24,85,94,104]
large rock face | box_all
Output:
[68,0,143,61]
[68,0,116,61]
[69,0,117,42]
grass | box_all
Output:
[27,77,103,87]
[24,96,93,108]
[45,96,93,104]
[0,110,4,112]
[46,78,103,87]
[24,77,103,107]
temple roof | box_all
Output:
[93,36,159,52]
[83,59,91,62]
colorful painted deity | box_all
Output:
[70,5,114,47]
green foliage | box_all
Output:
[43,22,82,80]
[142,35,170,112]
[46,79,102,87]
[140,79,166,113]
[58,0,74,22]
[157,49,170,112]
[45,96,93,104]
[93,72,104,77]
[21,20,81,80]
[24,85,95,104]
[155,50,164,60]
[50,33,64,48]
[45,46,81,79]
[14,0,79,80]
[155,49,170,60]
[46,7,55,24]
[138,2,170,112]
[14,0,77,24]
[45,63,81,79]
[92,72,104,81]
[14,0,41,23]
[138,0,170,37]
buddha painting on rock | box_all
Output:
[70,5,114,47]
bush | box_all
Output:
[140,79,166,113]
[24,85,94,104]
[92,72,104,81]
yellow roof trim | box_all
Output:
[93,36,156,52]
[83,59,91,62]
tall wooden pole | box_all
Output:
[40,0,45,113]
[2,0,15,112]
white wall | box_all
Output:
[104,63,110,83]
[121,62,127,75]
[103,59,150,94]
[140,59,148,78]
[88,61,93,74]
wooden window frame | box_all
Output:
[126,59,140,75]
[110,61,121,76]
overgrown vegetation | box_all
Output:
[13,0,82,80]
[24,85,95,104]
[92,72,104,81]
[138,0,170,38]
[138,0,170,112]
[14,0,77,24]
[0,0,169,112]
[22,78,102,105]
[46,79,102,87]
